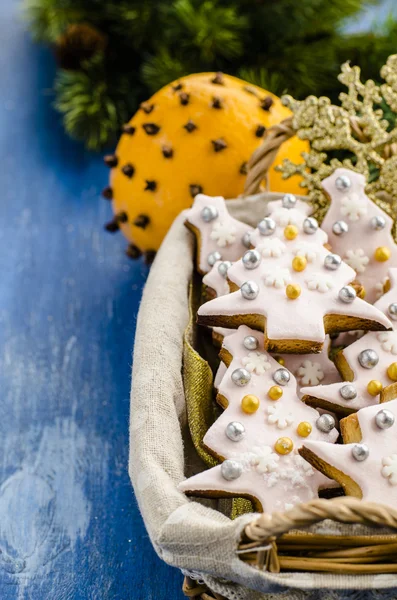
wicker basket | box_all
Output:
[130,120,397,599]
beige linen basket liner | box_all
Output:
[129,119,397,599]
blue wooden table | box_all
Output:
[0,2,184,598]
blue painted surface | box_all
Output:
[0,1,184,598]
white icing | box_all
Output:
[381,455,397,485]
[263,267,291,289]
[321,168,397,303]
[377,331,397,355]
[297,360,324,386]
[184,194,253,274]
[257,238,286,258]
[305,273,333,293]
[250,446,279,474]
[241,351,271,374]
[294,242,319,263]
[202,261,230,297]
[344,248,369,274]
[340,192,368,221]
[267,405,294,430]
[210,221,237,247]
[271,207,299,227]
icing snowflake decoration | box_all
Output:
[251,446,279,473]
[184,194,253,274]
[300,269,397,413]
[381,455,397,485]
[302,397,397,509]
[340,192,368,221]
[297,361,325,386]
[321,168,397,303]
[242,351,271,374]
[267,405,294,430]
[377,331,397,355]
[210,221,237,247]
[305,273,333,293]
[178,326,339,513]
[257,238,286,258]
[263,267,291,289]
[344,249,369,274]
[271,207,299,227]
[294,243,318,263]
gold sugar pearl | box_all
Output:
[241,394,260,414]
[275,437,294,455]
[374,246,391,262]
[286,283,301,300]
[284,225,299,240]
[268,385,283,401]
[275,356,285,366]
[292,256,307,272]
[387,362,397,382]
[297,421,312,438]
[367,380,383,396]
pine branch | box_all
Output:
[23,0,85,42]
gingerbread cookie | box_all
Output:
[197,230,392,354]
[184,194,252,274]
[202,260,233,299]
[300,388,397,508]
[302,269,397,415]
[179,326,338,512]
[321,168,397,304]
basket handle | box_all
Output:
[243,117,295,197]
[241,497,397,547]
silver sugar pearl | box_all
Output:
[207,251,222,267]
[273,368,290,386]
[388,303,397,321]
[339,384,357,401]
[225,421,246,442]
[375,409,395,430]
[241,280,259,300]
[201,205,218,222]
[243,335,258,351]
[352,443,369,462]
[221,459,243,481]
[282,193,297,209]
[316,413,336,433]
[303,217,318,235]
[242,249,261,270]
[217,261,232,277]
[370,215,386,231]
[324,253,342,270]
[332,220,349,236]
[335,175,351,191]
[358,349,379,369]
[339,285,356,303]
[231,368,251,386]
[242,231,252,248]
[258,217,276,236]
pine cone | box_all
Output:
[55,24,107,70]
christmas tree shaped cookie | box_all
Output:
[197,223,392,353]
[321,168,397,303]
[179,326,339,512]
[301,387,397,508]
[184,194,252,274]
[302,269,397,415]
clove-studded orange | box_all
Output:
[103,72,307,262]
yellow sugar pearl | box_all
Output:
[241,394,260,414]
[275,356,285,366]
[387,362,397,382]
[286,283,301,300]
[374,246,391,262]
[297,421,312,438]
[284,225,299,240]
[275,437,294,455]
[357,286,366,300]
[367,380,383,396]
[268,385,283,401]
[292,256,307,272]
